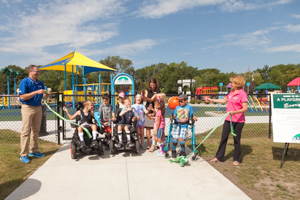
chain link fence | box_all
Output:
[0,94,59,145]
[0,92,271,146]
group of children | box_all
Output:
[63,92,197,158]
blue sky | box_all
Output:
[0,0,299,73]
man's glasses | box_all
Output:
[32,70,40,73]
[179,100,185,103]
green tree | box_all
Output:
[99,56,135,83]
[160,62,198,93]
[256,65,270,82]
[0,65,25,94]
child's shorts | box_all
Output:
[156,128,164,139]
[119,124,132,129]
[136,124,145,129]
[172,124,187,140]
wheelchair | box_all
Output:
[164,113,197,160]
[70,103,105,159]
[108,108,139,155]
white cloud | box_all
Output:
[203,27,278,50]
[134,0,225,19]
[85,39,160,57]
[221,0,292,12]
[265,44,300,53]
[291,14,300,19]
[284,24,300,33]
[0,0,126,55]
[135,0,292,18]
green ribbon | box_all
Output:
[43,94,92,138]
[230,115,237,137]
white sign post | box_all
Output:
[272,93,300,168]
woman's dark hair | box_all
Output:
[148,78,159,91]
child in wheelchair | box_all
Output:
[98,94,116,146]
[115,97,138,148]
[170,94,197,158]
[63,100,99,149]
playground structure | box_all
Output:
[287,77,300,93]
[0,72,135,110]
[195,86,218,101]
[177,79,195,102]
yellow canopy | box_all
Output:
[40,51,115,75]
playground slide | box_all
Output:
[253,97,263,111]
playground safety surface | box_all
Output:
[5,143,250,200]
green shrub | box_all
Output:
[190,99,195,104]
[197,100,202,104]
[204,101,210,104]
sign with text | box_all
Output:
[114,75,133,85]
[272,93,300,143]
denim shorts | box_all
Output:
[156,128,164,139]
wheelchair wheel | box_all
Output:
[135,140,139,154]
[70,141,77,159]
[109,140,115,155]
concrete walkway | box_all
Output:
[6,143,250,200]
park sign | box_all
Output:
[114,75,133,85]
[272,93,300,143]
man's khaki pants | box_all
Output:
[20,104,42,157]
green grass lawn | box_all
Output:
[0,130,62,200]
[187,123,300,200]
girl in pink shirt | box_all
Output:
[206,76,248,166]
[149,96,165,157]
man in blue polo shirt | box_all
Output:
[19,65,49,163]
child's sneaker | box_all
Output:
[127,141,134,148]
[115,141,123,148]
[29,151,45,158]
[20,156,30,163]
[149,145,155,152]
[179,151,186,156]
[79,141,86,149]
[156,151,165,157]
[172,150,177,158]
[91,140,98,147]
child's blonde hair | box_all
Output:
[133,94,143,104]
[124,97,131,104]
[156,93,166,104]
[83,100,93,107]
